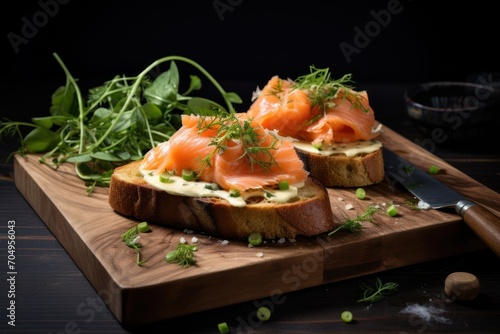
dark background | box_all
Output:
[2,0,499,123]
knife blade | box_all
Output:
[383,147,500,258]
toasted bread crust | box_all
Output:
[108,160,335,239]
[295,146,385,187]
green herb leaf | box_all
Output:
[23,128,60,152]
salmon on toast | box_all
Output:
[247,67,385,187]
[141,113,309,192]
[109,111,336,239]
[248,67,381,146]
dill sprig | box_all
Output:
[357,277,399,303]
[293,65,370,115]
[328,205,379,235]
[165,243,198,268]
[196,114,280,175]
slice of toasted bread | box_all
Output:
[108,160,335,240]
[294,144,385,187]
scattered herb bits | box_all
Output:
[248,232,263,246]
[256,306,271,321]
[121,222,151,266]
[341,310,353,323]
[328,205,378,236]
[386,204,398,217]
[217,322,230,333]
[355,188,366,199]
[165,243,198,268]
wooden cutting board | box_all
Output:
[13,124,500,325]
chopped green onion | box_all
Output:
[204,183,220,191]
[182,168,196,181]
[229,189,240,198]
[248,232,262,246]
[278,180,289,190]
[217,322,230,333]
[159,172,173,183]
[137,222,150,233]
[341,310,353,323]
[428,164,440,175]
[355,188,366,199]
[386,204,398,217]
[256,306,271,321]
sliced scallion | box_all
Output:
[386,204,398,217]
[278,180,289,190]
[355,188,366,200]
[248,232,262,246]
[182,168,196,181]
[159,172,173,183]
[428,164,440,175]
[256,306,271,321]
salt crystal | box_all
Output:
[256,252,264,257]
[221,240,229,245]
[179,237,186,244]
[417,200,431,210]
[400,303,452,325]
[345,204,354,210]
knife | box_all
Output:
[383,147,500,258]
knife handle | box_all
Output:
[457,200,500,258]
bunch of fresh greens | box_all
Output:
[0,53,242,193]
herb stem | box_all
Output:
[52,53,86,154]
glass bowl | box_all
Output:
[405,81,500,143]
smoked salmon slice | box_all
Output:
[247,68,381,145]
[141,113,308,191]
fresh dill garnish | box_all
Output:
[328,205,379,235]
[165,243,198,268]
[357,277,398,303]
[121,222,151,266]
[293,65,370,115]
[196,114,280,175]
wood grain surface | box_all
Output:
[13,124,500,325]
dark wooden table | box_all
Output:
[1,83,499,334]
